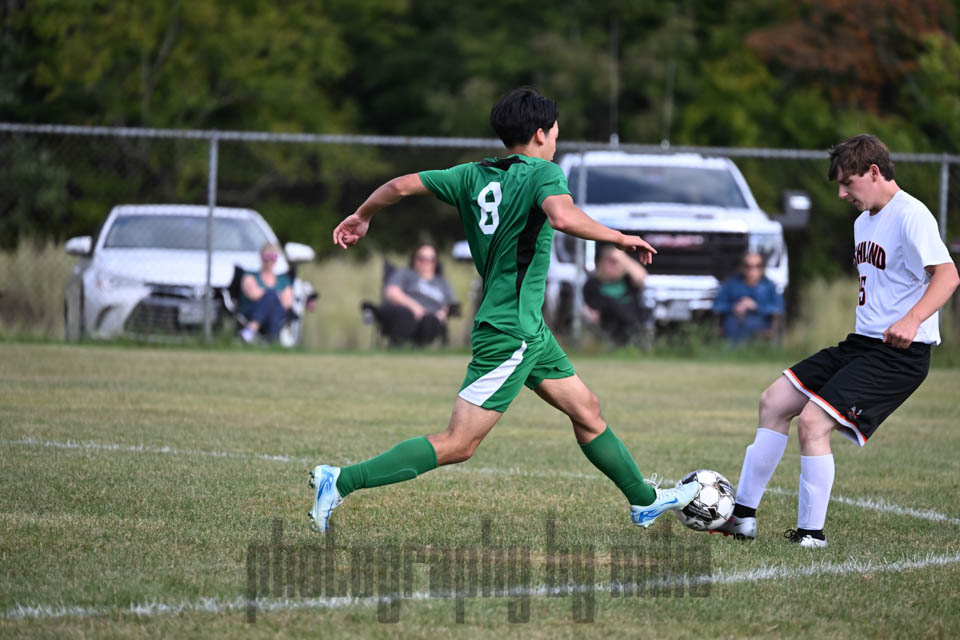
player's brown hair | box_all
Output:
[827,134,895,181]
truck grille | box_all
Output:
[623,231,748,280]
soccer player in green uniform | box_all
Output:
[310,87,698,532]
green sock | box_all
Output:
[335,436,438,498]
[579,426,655,506]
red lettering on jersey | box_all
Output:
[854,241,886,270]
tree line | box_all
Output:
[1,0,957,281]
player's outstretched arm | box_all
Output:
[542,194,657,264]
[883,261,960,348]
[332,173,430,249]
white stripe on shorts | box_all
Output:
[782,369,866,447]
[458,341,528,408]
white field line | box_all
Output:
[763,486,960,528]
[5,550,960,621]
[0,436,313,465]
[0,437,599,480]
[3,436,959,526]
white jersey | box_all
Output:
[853,190,952,344]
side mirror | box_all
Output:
[65,236,92,256]
[284,242,315,263]
[776,190,810,230]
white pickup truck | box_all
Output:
[546,151,789,332]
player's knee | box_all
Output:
[758,384,779,414]
[576,390,602,423]
[431,430,479,465]
[759,383,799,421]
[796,410,831,447]
[447,438,479,464]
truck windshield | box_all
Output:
[103,215,269,251]
[568,165,748,208]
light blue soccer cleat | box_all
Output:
[307,465,343,533]
[630,475,700,529]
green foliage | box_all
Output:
[0,140,69,250]
[13,0,354,131]
[6,1,960,147]
[1,0,959,278]
[676,50,779,147]
[903,32,960,152]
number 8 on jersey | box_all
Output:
[477,181,502,235]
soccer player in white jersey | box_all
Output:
[715,134,959,548]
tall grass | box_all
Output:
[297,254,477,350]
[0,240,72,339]
[0,242,479,349]
[783,277,858,354]
[3,242,958,364]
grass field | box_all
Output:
[2,343,960,638]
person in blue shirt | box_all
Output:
[714,252,784,344]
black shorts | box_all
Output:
[783,333,930,447]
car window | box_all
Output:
[103,215,269,251]
[567,166,748,208]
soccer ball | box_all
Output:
[674,469,735,531]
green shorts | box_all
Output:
[458,323,576,412]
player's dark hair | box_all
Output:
[827,134,895,181]
[489,87,559,148]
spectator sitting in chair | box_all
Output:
[239,243,292,343]
[583,244,649,345]
[714,251,784,344]
[379,243,457,347]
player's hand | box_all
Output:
[332,214,370,249]
[882,314,920,349]
[615,234,657,265]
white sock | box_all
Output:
[734,428,789,509]
[797,454,835,531]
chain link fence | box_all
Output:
[1,123,958,350]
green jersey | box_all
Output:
[420,154,571,340]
